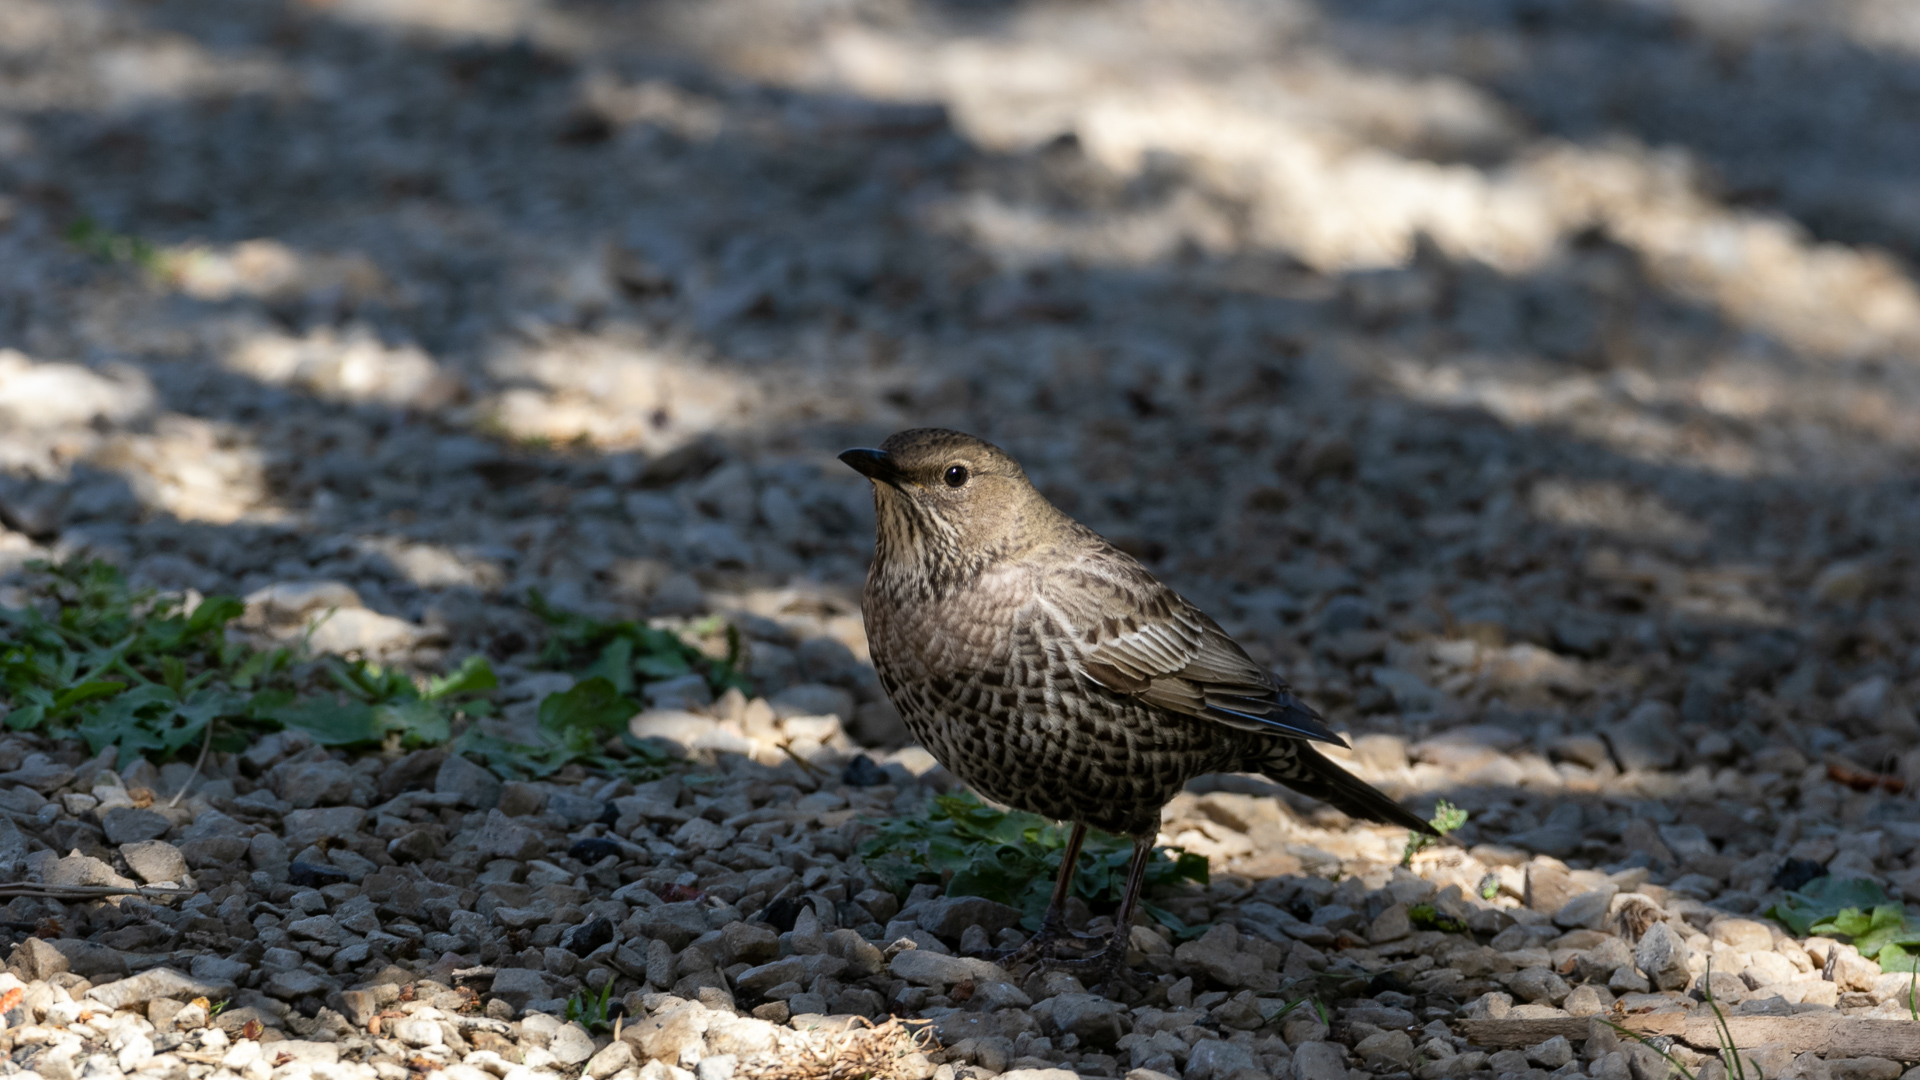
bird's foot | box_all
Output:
[992,922,1106,968]
[1036,938,1145,995]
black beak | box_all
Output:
[839,447,904,487]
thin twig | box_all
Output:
[777,739,826,780]
[169,720,215,808]
[0,883,195,901]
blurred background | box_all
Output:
[2,0,1919,880]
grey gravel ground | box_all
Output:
[4,0,1920,1078]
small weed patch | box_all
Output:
[564,982,620,1033]
[1401,799,1468,867]
[64,217,167,275]
[1765,876,1920,973]
[527,591,749,699]
[0,560,729,782]
[1407,903,1467,934]
[859,790,1211,937]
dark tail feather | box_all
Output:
[1259,743,1438,836]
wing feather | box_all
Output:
[1040,548,1345,746]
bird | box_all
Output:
[841,428,1435,982]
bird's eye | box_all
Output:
[944,465,969,488]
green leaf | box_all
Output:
[424,655,498,700]
[1171,850,1210,887]
[525,590,747,697]
[633,651,692,679]
[187,595,244,635]
[454,729,579,780]
[1141,902,1210,941]
[1850,905,1920,960]
[538,677,639,735]
[1766,878,1897,938]
[51,680,127,715]
[863,851,930,896]
[228,647,291,689]
[75,684,177,759]
[1812,903,1873,937]
[328,659,418,703]
[947,861,1027,908]
[1879,943,1919,974]
[1408,903,1467,934]
[266,696,382,746]
[376,699,451,746]
[1810,906,1876,941]
[583,638,635,695]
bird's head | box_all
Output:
[840,429,1059,580]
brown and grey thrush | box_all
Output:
[842,428,1434,979]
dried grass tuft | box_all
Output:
[1612,896,1662,941]
[738,1016,940,1080]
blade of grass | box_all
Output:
[167,719,215,809]
[1602,1021,1697,1080]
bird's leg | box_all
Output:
[1044,833,1155,989]
[996,823,1104,965]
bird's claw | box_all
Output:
[992,933,1091,968]
[991,922,1107,967]
[1035,944,1145,995]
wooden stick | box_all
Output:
[0,883,195,901]
[1460,1016,1920,1060]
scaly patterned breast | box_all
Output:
[864,568,1244,836]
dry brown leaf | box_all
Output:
[1828,762,1904,794]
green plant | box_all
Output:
[1265,995,1330,1026]
[1764,877,1920,973]
[64,217,165,274]
[1478,873,1500,902]
[527,591,750,698]
[564,981,618,1033]
[0,559,684,781]
[440,592,752,781]
[1407,903,1466,934]
[859,790,1211,937]
[1401,799,1468,867]
[452,676,680,783]
[247,652,499,750]
[2,560,268,762]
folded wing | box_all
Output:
[1039,549,1346,747]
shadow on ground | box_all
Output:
[0,0,1918,886]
